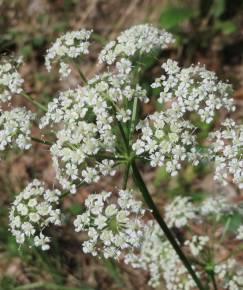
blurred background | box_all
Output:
[0,0,243,289]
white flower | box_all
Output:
[0,107,35,151]
[74,189,145,259]
[45,29,92,78]
[97,159,116,177]
[34,233,51,251]
[116,58,132,75]
[0,58,24,102]
[82,167,100,184]
[116,108,132,122]
[9,179,61,250]
[99,24,174,64]
[59,62,72,79]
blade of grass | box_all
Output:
[102,258,124,288]
[14,282,94,290]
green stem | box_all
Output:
[210,272,218,290]
[61,190,71,198]
[95,153,124,161]
[73,61,87,84]
[21,92,47,112]
[117,121,129,152]
[131,161,205,290]
[122,163,130,189]
[31,136,53,146]
[110,103,129,152]
[14,282,93,290]
[128,97,138,146]
[220,216,231,242]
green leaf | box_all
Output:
[53,21,68,33]
[20,45,33,58]
[210,0,226,18]
[228,212,242,232]
[67,203,84,215]
[0,276,17,290]
[160,6,198,29]
[215,20,237,35]
[32,35,45,47]
[222,211,243,232]
[190,191,207,202]
[136,49,159,70]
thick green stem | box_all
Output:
[131,161,205,290]
[210,272,218,290]
[21,92,47,112]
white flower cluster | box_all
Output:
[40,85,116,192]
[165,195,238,227]
[45,29,92,79]
[87,70,148,105]
[9,179,61,250]
[74,189,145,259]
[125,221,198,289]
[0,107,35,151]
[0,59,24,102]
[200,196,236,219]
[209,119,243,189]
[40,71,147,192]
[51,125,116,193]
[125,221,163,287]
[99,24,174,64]
[165,196,197,228]
[132,109,200,176]
[215,259,243,290]
[152,59,235,123]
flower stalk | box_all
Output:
[21,92,47,112]
[31,136,53,146]
[72,61,87,84]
